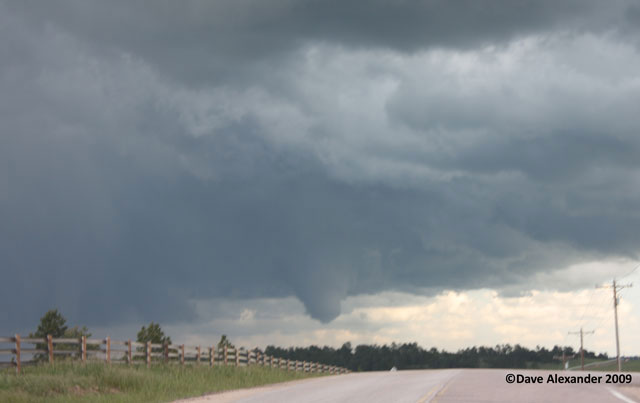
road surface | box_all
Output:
[176,369,640,403]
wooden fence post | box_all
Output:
[235,348,240,366]
[127,339,132,364]
[180,344,185,366]
[47,334,54,364]
[146,341,151,368]
[14,334,21,375]
[209,346,214,367]
[81,336,87,364]
[224,345,228,366]
[196,346,201,365]
[164,343,169,364]
[106,336,111,364]
[46,334,53,365]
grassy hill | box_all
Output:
[0,362,324,403]
[533,358,640,372]
[585,359,640,372]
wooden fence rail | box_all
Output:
[0,334,349,375]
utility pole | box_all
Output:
[553,350,575,370]
[597,280,632,372]
[568,328,594,370]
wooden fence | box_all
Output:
[0,334,349,375]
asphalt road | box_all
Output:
[177,369,640,403]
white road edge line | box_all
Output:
[608,387,638,403]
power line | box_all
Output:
[589,308,611,333]
[576,287,597,328]
[619,263,640,280]
[580,291,612,330]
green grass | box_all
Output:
[532,358,610,370]
[0,362,324,402]
[531,358,640,372]
[584,360,640,372]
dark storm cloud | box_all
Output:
[4,0,634,86]
[2,0,640,331]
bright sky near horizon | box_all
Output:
[85,260,640,357]
[2,1,640,356]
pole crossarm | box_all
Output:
[553,351,575,370]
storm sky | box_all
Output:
[2,1,640,351]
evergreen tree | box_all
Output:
[217,334,234,349]
[32,309,67,338]
[137,322,171,345]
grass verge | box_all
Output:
[584,360,640,372]
[529,358,640,372]
[0,362,324,402]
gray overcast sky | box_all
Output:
[2,1,640,340]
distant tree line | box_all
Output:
[265,342,609,371]
[28,309,609,371]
